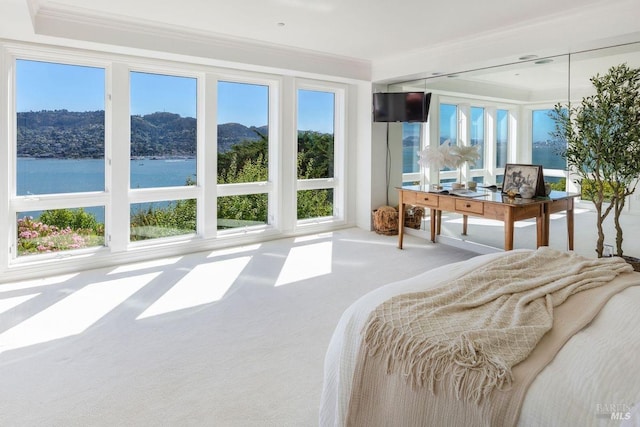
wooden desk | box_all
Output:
[397,186,578,251]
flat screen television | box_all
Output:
[373,92,432,123]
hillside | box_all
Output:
[16,110,267,158]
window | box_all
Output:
[4,43,348,278]
[14,59,106,257]
[130,71,197,189]
[440,104,458,146]
[17,208,105,256]
[470,107,484,169]
[532,109,565,170]
[496,109,509,168]
[127,71,198,243]
[16,60,105,195]
[439,104,457,174]
[217,81,270,229]
[297,89,336,220]
[130,200,196,241]
[402,123,421,184]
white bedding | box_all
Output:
[319,250,640,426]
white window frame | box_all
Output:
[0,41,353,281]
[400,122,423,185]
[294,80,347,229]
[213,72,281,238]
[6,47,112,263]
[122,65,203,249]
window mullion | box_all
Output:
[109,62,131,252]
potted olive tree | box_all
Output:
[552,63,640,265]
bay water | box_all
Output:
[17,158,196,222]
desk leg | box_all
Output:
[504,208,514,251]
[398,196,405,249]
[462,215,468,236]
[567,198,575,250]
[538,202,553,246]
[537,207,546,248]
[436,210,442,235]
[430,209,437,243]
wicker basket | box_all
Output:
[372,206,398,235]
[404,205,424,229]
[623,255,640,272]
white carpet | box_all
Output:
[1,208,639,426]
[0,228,475,426]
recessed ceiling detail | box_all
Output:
[27,0,623,63]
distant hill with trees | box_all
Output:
[16,110,267,158]
[15,110,336,244]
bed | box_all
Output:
[320,248,640,426]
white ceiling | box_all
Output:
[28,0,617,62]
[8,0,639,85]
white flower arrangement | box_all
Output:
[417,140,480,170]
[417,141,480,184]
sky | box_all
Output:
[16,59,335,133]
[15,59,556,139]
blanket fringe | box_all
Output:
[363,315,513,404]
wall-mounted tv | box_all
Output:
[373,92,432,123]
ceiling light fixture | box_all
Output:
[534,59,554,65]
[277,22,286,27]
[518,54,538,60]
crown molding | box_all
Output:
[28,0,371,81]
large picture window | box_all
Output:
[217,81,271,230]
[14,59,106,257]
[297,89,336,220]
[4,43,347,278]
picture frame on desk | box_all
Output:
[502,164,546,197]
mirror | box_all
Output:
[385,40,640,247]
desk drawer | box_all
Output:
[547,198,569,214]
[401,191,417,205]
[455,199,484,215]
[414,193,439,208]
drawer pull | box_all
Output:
[465,203,471,208]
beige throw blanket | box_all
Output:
[347,247,634,426]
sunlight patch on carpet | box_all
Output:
[137,256,251,319]
[0,293,40,315]
[108,257,182,274]
[275,241,332,286]
[0,272,159,354]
